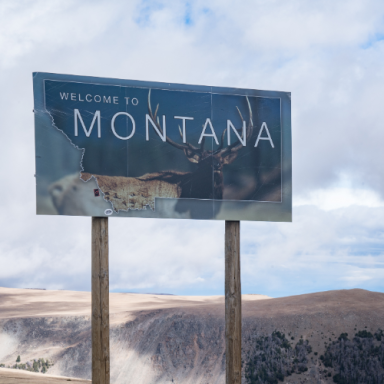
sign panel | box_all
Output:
[33,72,291,221]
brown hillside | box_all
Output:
[0,287,383,384]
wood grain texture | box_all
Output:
[92,217,110,384]
[225,221,242,384]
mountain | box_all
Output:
[0,287,383,383]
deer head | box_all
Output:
[148,90,253,166]
[147,90,253,200]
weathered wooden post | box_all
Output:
[92,217,110,384]
[225,220,242,384]
[33,72,291,384]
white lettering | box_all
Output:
[174,116,194,143]
[78,94,84,102]
[132,98,138,106]
[254,122,274,148]
[227,120,246,146]
[146,114,166,142]
[74,109,101,138]
[60,92,69,100]
[113,97,119,104]
[94,95,101,102]
[124,97,130,105]
[103,96,111,103]
[86,94,92,102]
[111,112,135,140]
[71,93,76,101]
[198,118,219,145]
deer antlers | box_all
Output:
[148,90,206,163]
[214,97,253,158]
[148,90,200,151]
[147,89,253,162]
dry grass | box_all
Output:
[0,368,90,384]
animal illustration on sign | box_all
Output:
[142,90,254,200]
[51,90,254,215]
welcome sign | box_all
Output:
[33,72,291,221]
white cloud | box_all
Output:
[294,174,384,210]
[241,205,384,296]
[210,0,384,50]
[0,0,122,68]
[0,0,383,296]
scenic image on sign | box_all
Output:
[34,73,291,220]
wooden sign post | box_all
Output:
[225,221,242,384]
[33,73,291,384]
[92,217,110,384]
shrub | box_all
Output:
[325,328,384,383]
[375,329,384,341]
[32,361,39,372]
[333,373,348,383]
[355,330,373,338]
[244,330,312,384]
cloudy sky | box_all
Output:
[0,0,384,298]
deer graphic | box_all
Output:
[49,91,255,218]
[145,89,254,200]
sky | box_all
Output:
[0,0,384,298]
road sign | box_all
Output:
[33,72,291,221]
